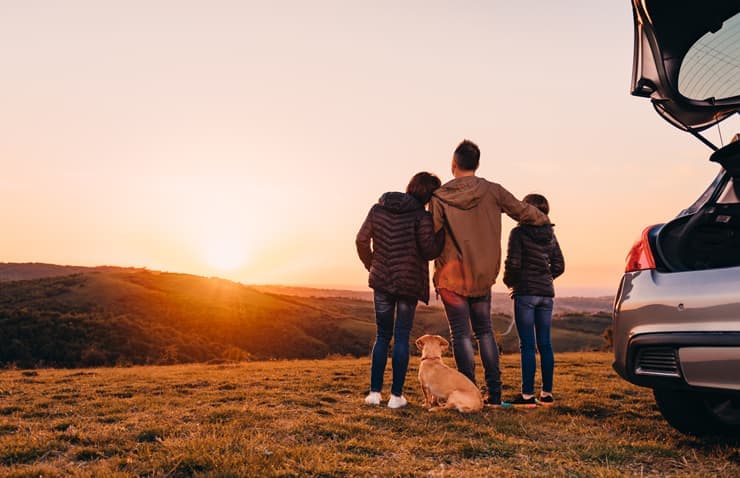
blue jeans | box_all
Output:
[370,290,417,397]
[514,295,554,395]
[438,288,501,399]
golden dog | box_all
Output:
[415,334,483,413]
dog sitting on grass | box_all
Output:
[415,334,483,413]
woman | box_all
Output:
[355,172,444,408]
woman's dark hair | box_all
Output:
[407,172,442,205]
[523,193,549,215]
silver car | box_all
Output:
[613,0,740,436]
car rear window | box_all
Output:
[678,12,740,101]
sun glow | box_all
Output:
[203,237,249,272]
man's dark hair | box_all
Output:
[453,139,480,171]
[407,172,441,205]
[523,193,549,215]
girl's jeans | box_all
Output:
[370,290,417,397]
[514,295,554,395]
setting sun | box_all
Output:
[203,238,249,271]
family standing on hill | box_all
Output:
[356,139,565,409]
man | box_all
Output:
[430,139,548,405]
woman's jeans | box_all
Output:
[370,290,417,397]
[438,288,501,400]
[514,295,554,395]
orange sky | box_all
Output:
[1,1,736,296]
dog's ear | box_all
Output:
[415,336,426,351]
[437,336,450,352]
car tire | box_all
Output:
[653,388,740,437]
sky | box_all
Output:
[1,1,737,297]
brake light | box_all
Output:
[625,225,658,272]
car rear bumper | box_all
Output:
[613,332,740,393]
[612,268,740,393]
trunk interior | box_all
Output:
[656,176,740,272]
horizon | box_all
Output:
[2,2,738,295]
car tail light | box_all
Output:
[625,226,658,272]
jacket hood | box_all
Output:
[432,176,489,210]
[520,224,554,245]
[378,192,423,213]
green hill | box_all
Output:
[0,267,612,368]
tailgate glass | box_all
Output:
[678,13,740,101]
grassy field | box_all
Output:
[0,352,737,477]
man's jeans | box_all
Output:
[514,295,554,395]
[370,290,417,397]
[438,288,501,399]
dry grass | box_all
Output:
[0,352,737,477]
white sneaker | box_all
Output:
[387,395,408,409]
[364,392,382,405]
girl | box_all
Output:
[503,193,565,407]
[355,172,444,408]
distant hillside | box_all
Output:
[1,263,614,314]
[252,285,375,301]
[0,263,98,282]
[0,269,452,367]
[253,285,614,315]
[0,265,612,368]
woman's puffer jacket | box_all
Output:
[356,192,444,304]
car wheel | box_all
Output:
[654,388,740,437]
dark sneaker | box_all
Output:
[509,395,537,408]
[483,393,501,407]
[484,398,512,408]
[484,395,499,406]
[484,393,511,408]
[537,395,554,406]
